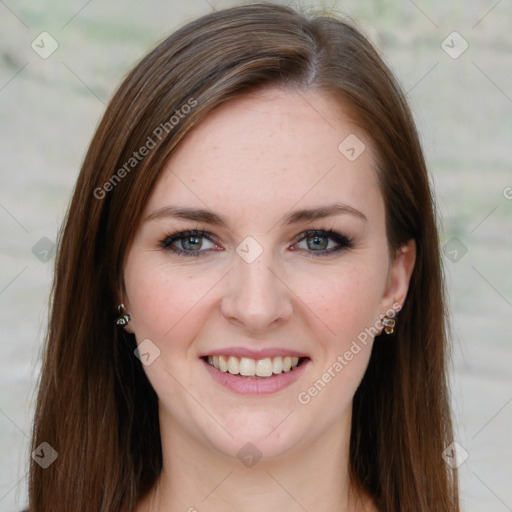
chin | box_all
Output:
[204,410,303,462]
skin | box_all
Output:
[122,87,416,512]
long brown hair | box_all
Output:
[27,3,459,511]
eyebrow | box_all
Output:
[145,202,367,226]
[145,206,229,226]
[281,203,367,224]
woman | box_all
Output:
[26,3,460,511]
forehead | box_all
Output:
[145,87,382,224]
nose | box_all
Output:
[220,249,294,334]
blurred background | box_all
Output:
[0,1,510,510]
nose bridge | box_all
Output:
[221,245,292,330]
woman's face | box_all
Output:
[123,87,414,461]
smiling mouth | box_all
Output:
[202,355,308,378]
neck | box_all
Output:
[141,404,374,512]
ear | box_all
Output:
[123,313,135,334]
[380,239,416,314]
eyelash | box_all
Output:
[158,228,355,257]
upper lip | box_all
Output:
[200,347,309,359]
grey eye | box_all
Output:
[294,230,354,255]
[180,235,203,251]
[300,234,335,251]
[307,235,329,250]
[160,231,218,253]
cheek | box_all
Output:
[123,259,212,399]
[302,262,387,345]
[124,256,215,343]
[294,268,383,416]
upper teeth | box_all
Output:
[207,355,300,377]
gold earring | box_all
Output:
[382,316,396,335]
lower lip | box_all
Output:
[201,358,310,395]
